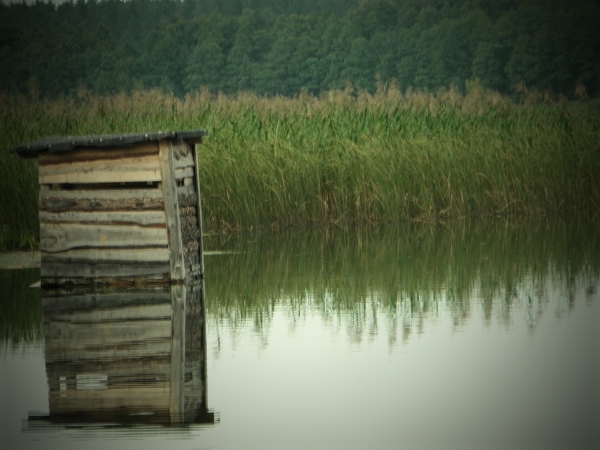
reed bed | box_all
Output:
[1,84,599,246]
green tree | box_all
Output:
[185,39,227,92]
[225,11,273,92]
[141,16,196,96]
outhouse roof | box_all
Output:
[10,130,207,158]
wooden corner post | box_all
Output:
[159,139,186,283]
[192,144,205,278]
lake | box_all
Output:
[1,218,599,450]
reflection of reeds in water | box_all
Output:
[2,87,600,247]
[0,269,42,353]
[204,218,600,345]
[1,219,598,350]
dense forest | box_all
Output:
[1,0,599,99]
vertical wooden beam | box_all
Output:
[39,185,49,271]
[192,145,205,278]
[199,279,208,408]
[169,284,185,425]
[159,139,185,282]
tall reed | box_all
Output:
[1,85,599,245]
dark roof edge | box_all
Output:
[10,130,207,158]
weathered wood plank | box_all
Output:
[159,140,185,282]
[41,273,170,287]
[43,303,171,324]
[41,223,168,253]
[40,171,162,184]
[39,152,161,183]
[40,168,162,185]
[41,262,170,279]
[45,320,171,343]
[40,210,167,226]
[193,145,205,277]
[42,248,170,263]
[39,189,164,212]
[39,189,164,201]
[170,285,185,422]
[48,386,171,409]
[172,141,194,170]
[174,166,194,180]
[44,337,172,362]
[176,183,195,196]
[38,142,159,165]
[40,154,160,177]
[42,291,170,314]
[46,358,171,379]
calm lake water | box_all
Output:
[1,219,599,450]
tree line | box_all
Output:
[1,0,598,99]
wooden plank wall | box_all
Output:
[38,140,202,285]
[38,144,162,184]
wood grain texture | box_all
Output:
[40,210,167,226]
[41,262,170,278]
[44,342,172,363]
[39,189,164,212]
[172,141,194,170]
[39,152,160,174]
[48,386,171,410]
[159,140,185,282]
[39,158,162,184]
[41,274,170,287]
[45,358,171,379]
[42,289,170,310]
[176,184,196,197]
[193,145,205,277]
[39,171,162,184]
[44,333,172,361]
[170,284,185,422]
[174,166,194,180]
[45,319,171,344]
[38,142,159,165]
[43,303,171,324]
[50,380,170,411]
[41,223,168,253]
[42,247,170,263]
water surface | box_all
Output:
[1,218,599,450]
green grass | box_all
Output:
[1,85,599,245]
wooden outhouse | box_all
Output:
[11,131,206,287]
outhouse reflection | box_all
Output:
[26,282,215,431]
